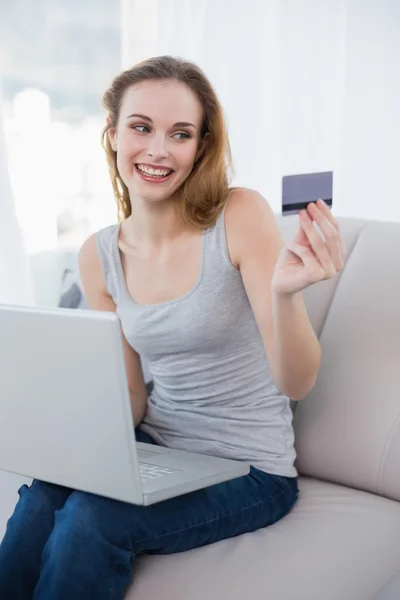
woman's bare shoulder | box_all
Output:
[224,187,282,268]
[78,231,111,307]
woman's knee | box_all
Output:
[52,491,126,544]
[45,491,134,573]
[52,492,96,537]
[0,480,71,547]
[52,491,139,551]
[17,480,70,519]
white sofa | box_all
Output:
[1,214,400,599]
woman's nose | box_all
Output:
[146,135,169,159]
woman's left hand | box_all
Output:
[271,199,346,296]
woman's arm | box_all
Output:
[78,233,148,424]
[270,290,321,400]
[225,189,321,401]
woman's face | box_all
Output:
[109,79,204,204]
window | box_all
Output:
[0,0,121,252]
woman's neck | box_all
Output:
[121,194,194,253]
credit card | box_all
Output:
[282,171,333,216]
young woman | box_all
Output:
[0,55,345,600]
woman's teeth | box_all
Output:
[136,165,172,178]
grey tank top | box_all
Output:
[96,203,297,477]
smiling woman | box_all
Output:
[0,55,346,600]
[101,56,232,226]
[107,79,203,208]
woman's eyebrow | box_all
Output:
[126,113,152,122]
[174,122,196,129]
[126,113,196,129]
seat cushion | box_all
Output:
[126,477,400,600]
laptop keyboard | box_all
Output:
[139,462,179,481]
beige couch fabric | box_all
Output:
[294,221,400,501]
[127,478,400,600]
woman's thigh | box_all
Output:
[133,467,299,554]
[61,466,298,556]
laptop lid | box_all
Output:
[0,305,144,504]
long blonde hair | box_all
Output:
[102,55,234,227]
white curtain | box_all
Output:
[122,0,400,222]
[0,86,34,305]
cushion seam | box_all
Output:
[377,408,400,494]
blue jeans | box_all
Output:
[0,429,298,600]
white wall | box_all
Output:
[122,0,400,222]
[0,86,34,305]
[0,86,34,540]
[279,0,347,211]
[341,0,400,222]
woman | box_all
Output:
[0,55,345,600]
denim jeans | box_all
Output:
[0,429,298,600]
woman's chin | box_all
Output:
[130,179,182,203]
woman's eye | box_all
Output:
[173,132,190,140]
[132,125,150,133]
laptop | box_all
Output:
[0,304,249,506]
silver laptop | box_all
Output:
[0,304,249,505]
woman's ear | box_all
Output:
[106,116,118,152]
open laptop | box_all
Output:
[0,304,249,506]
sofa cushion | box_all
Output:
[58,268,88,309]
[373,573,400,599]
[126,477,400,600]
[293,220,400,502]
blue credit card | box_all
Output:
[282,171,333,216]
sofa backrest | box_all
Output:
[29,250,79,307]
[276,215,400,502]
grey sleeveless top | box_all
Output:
[96,204,297,477]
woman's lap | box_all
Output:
[41,427,298,555]
[3,428,299,554]
[55,463,297,557]
[0,428,298,599]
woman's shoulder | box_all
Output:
[78,223,119,271]
[78,222,123,304]
[225,187,277,229]
[223,187,282,268]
